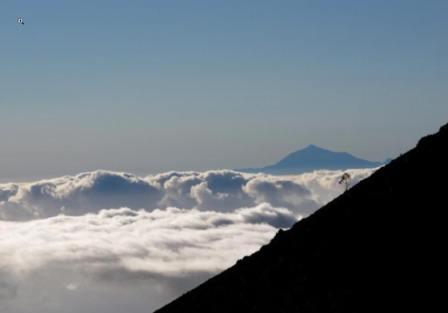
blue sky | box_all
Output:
[1,0,447,180]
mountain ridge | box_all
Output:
[155,123,447,312]
[238,144,384,174]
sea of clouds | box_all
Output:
[0,169,374,313]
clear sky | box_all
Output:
[1,0,447,180]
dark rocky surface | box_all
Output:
[156,124,447,313]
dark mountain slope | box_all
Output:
[156,124,447,313]
[239,144,383,174]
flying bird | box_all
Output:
[17,17,25,25]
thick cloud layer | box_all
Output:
[0,169,373,221]
[0,168,375,312]
[0,205,295,278]
[0,205,294,312]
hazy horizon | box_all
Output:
[2,0,448,180]
[0,141,385,183]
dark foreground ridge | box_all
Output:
[156,124,447,313]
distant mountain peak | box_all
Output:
[298,144,330,153]
[238,145,384,175]
[286,144,342,156]
[303,144,329,150]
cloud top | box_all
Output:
[0,169,374,221]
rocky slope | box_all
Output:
[156,124,447,313]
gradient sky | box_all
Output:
[1,0,447,180]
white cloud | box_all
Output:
[0,205,295,277]
[0,169,374,221]
[0,168,376,312]
[0,204,294,312]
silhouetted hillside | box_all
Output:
[156,124,447,313]
[239,144,383,174]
